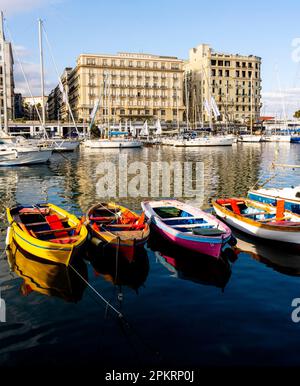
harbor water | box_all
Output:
[0,142,300,369]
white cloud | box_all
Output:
[262,87,300,118]
[14,61,56,96]
[1,0,61,15]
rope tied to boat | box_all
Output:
[69,263,123,319]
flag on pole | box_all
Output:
[210,97,220,118]
[204,99,211,116]
[90,99,100,120]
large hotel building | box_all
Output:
[54,52,185,124]
[47,44,262,127]
[185,44,262,125]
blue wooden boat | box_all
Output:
[248,187,300,214]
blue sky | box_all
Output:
[3,0,300,117]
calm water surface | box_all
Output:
[0,143,300,369]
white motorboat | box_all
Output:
[48,138,81,151]
[161,135,234,147]
[238,134,262,143]
[0,145,52,166]
[262,135,291,142]
[83,138,142,149]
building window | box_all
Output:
[225,61,230,66]
[211,60,216,66]
[173,109,177,115]
[242,71,246,77]
[120,109,125,114]
[248,71,252,78]
[145,109,150,115]
[211,69,216,76]
[225,70,229,77]
[242,62,246,68]
[87,58,95,65]
[161,110,166,116]
[218,60,223,66]
[218,69,222,76]
[236,62,240,67]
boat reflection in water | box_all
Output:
[148,233,236,291]
[87,243,149,293]
[7,241,88,302]
[234,230,300,276]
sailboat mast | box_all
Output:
[250,72,253,135]
[185,73,189,131]
[38,19,46,130]
[1,11,8,133]
[176,86,179,133]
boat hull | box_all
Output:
[0,149,52,166]
[51,140,80,152]
[151,222,225,258]
[162,136,233,147]
[142,200,232,259]
[238,135,262,142]
[87,202,149,262]
[213,200,300,246]
[6,204,88,266]
[84,139,142,148]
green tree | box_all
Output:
[294,110,300,118]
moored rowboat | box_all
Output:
[86,202,150,262]
[6,203,88,266]
[141,199,232,258]
[212,198,300,247]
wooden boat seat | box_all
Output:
[173,223,214,229]
[90,216,116,221]
[192,228,227,236]
[34,226,76,235]
[162,216,203,221]
[26,217,68,227]
[241,211,272,217]
[257,216,292,223]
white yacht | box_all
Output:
[84,138,142,149]
[238,134,262,143]
[161,134,234,147]
[0,144,52,166]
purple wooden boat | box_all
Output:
[141,200,232,259]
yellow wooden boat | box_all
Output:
[86,202,150,262]
[6,203,88,266]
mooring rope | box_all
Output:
[69,263,123,318]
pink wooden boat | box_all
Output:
[141,199,232,259]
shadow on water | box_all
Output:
[6,241,88,302]
[86,243,150,293]
[234,230,300,277]
[147,230,235,291]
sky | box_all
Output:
[2,0,300,118]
